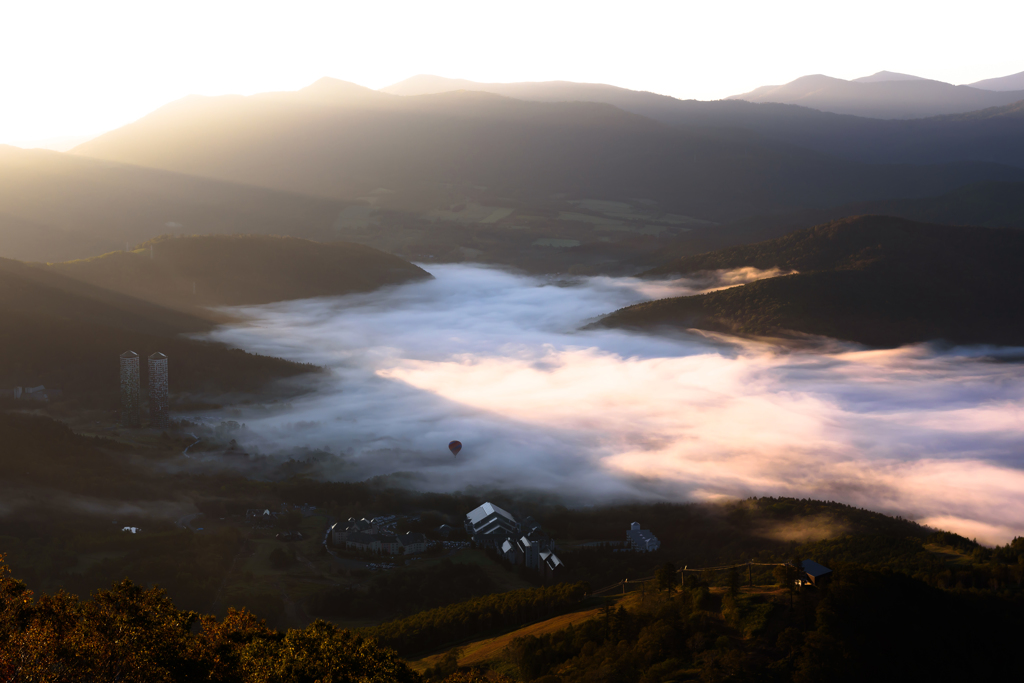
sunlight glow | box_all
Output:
[2,0,1023,145]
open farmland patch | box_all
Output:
[557,211,626,227]
[533,238,581,247]
[480,207,514,223]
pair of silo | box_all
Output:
[120,351,169,429]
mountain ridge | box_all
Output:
[67,79,1024,225]
[727,74,1024,119]
[601,215,1024,347]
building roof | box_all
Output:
[466,501,516,527]
[120,350,138,358]
[801,560,832,577]
[628,528,658,543]
[540,551,563,569]
[149,352,167,360]
[501,539,514,554]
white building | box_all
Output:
[517,536,539,570]
[399,532,427,554]
[148,352,169,429]
[539,550,564,580]
[465,502,520,540]
[500,538,520,564]
[626,522,661,552]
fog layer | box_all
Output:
[205,264,1024,544]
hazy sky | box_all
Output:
[3,0,1023,146]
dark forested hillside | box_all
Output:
[0,256,317,407]
[51,234,431,311]
[672,180,1024,254]
[0,557,421,683]
[603,216,1024,347]
[0,145,351,263]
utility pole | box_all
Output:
[749,561,753,588]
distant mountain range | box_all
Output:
[851,71,926,84]
[380,75,1024,168]
[727,73,1024,119]
[69,78,1024,226]
[970,70,1024,92]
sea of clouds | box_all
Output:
[203,264,1024,545]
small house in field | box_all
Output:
[801,560,832,586]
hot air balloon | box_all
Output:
[448,440,462,457]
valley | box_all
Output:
[3,19,1024,679]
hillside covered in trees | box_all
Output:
[671,180,1024,255]
[0,256,318,409]
[602,215,1024,347]
[2,408,1023,680]
[50,234,431,313]
[0,557,422,683]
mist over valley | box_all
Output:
[3,10,1024,678]
[199,263,1024,545]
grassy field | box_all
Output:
[407,583,790,674]
[408,592,640,674]
[923,543,976,567]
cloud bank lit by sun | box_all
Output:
[207,264,1024,545]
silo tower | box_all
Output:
[148,352,169,429]
[120,351,140,427]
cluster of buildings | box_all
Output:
[330,517,428,556]
[246,503,318,528]
[0,385,62,402]
[120,350,169,429]
[465,502,564,581]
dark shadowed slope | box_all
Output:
[673,181,1024,253]
[50,234,430,312]
[601,216,1024,347]
[0,145,350,263]
[727,74,1024,119]
[70,79,1024,222]
[0,258,318,406]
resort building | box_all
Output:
[465,501,520,542]
[626,522,661,552]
